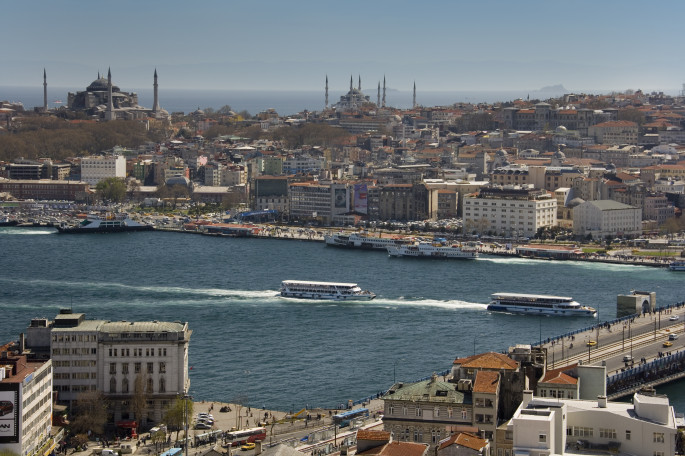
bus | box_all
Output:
[333,408,369,427]
[225,427,266,446]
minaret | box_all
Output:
[350,75,353,92]
[412,81,416,109]
[43,69,48,112]
[382,76,386,107]
[325,75,329,109]
[105,67,114,121]
[377,81,381,107]
[153,68,160,113]
[358,75,361,91]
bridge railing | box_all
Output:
[531,300,685,348]
[607,350,685,393]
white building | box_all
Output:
[462,186,557,238]
[283,155,324,175]
[509,391,677,456]
[80,155,126,186]
[572,200,642,239]
[27,310,191,426]
[0,350,53,456]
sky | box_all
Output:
[3,0,685,94]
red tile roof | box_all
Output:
[438,433,487,452]
[357,430,391,441]
[357,441,428,456]
[453,352,518,370]
[473,371,500,394]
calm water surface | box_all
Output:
[1,227,683,412]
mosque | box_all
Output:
[60,68,168,121]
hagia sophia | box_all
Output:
[44,68,169,121]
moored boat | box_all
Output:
[56,214,153,234]
[668,261,685,271]
[0,216,18,227]
[279,280,376,300]
[386,240,478,259]
[487,293,597,317]
[324,231,411,250]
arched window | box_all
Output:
[147,377,154,393]
[122,378,129,394]
[159,377,166,393]
[110,377,117,393]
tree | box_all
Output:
[130,374,148,429]
[617,107,645,127]
[0,449,21,456]
[163,396,193,441]
[96,177,127,204]
[217,105,233,115]
[70,390,108,436]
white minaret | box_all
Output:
[105,67,114,121]
[382,75,386,107]
[325,75,329,109]
[153,68,160,112]
[43,68,48,112]
[413,81,416,109]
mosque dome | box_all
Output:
[166,176,190,187]
[496,148,508,157]
[87,77,119,92]
[568,197,585,208]
[555,125,567,133]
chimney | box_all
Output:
[522,390,533,408]
[597,396,607,408]
[19,333,25,353]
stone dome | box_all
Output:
[567,197,585,208]
[555,125,568,133]
[166,176,190,187]
[87,77,119,92]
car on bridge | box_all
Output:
[586,340,597,347]
[669,315,680,321]
[663,341,673,348]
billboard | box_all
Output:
[334,188,348,209]
[0,383,19,443]
[353,184,368,214]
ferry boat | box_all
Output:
[668,261,685,271]
[56,214,153,234]
[487,293,597,317]
[386,241,478,259]
[324,232,411,250]
[0,216,18,227]
[279,280,376,300]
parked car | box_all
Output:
[195,422,211,430]
[241,443,256,451]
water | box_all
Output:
[1,86,548,116]
[1,226,683,412]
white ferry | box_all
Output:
[487,293,597,317]
[668,261,685,271]
[279,280,376,300]
[324,232,411,250]
[56,213,153,234]
[386,241,478,259]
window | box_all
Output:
[625,430,631,440]
[109,363,116,375]
[653,432,664,443]
[122,363,129,375]
[389,405,394,415]
[159,362,166,373]
[147,377,153,393]
[147,362,153,374]
[135,362,141,373]
[110,377,116,393]
[415,407,422,417]
[461,409,468,420]
[159,377,166,393]
[599,428,616,439]
[122,378,129,394]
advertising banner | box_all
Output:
[334,188,347,209]
[353,184,368,214]
[0,383,19,443]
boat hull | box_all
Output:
[387,245,478,259]
[280,292,376,301]
[487,304,597,317]
[56,225,154,234]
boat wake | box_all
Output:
[0,228,55,235]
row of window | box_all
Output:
[567,427,664,444]
[53,334,96,342]
[109,362,165,375]
[110,376,166,393]
[387,404,468,419]
[108,348,167,357]
[52,348,96,355]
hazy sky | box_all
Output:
[3,0,685,93]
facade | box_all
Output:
[500,104,613,133]
[283,156,324,175]
[0,347,53,456]
[378,184,429,222]
[382,373,476,448]
[26,310,191,426]
[0,179,90,201]
[572,200,642,238]
[588,120,639,145]
[509,392,677,456]
[642,194,675,225]
[462,187,557,238]
[80,155,126,186]
[288,182,350,225]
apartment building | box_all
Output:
[80,155,126,186]
[572,200,642,238]
[0,346,53,456]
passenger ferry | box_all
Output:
[668,261,685,271]
[487,293,597,317]
[56,213,153,234]
[324,232,411,250]
[279,280,376,300]
[386,241,478,260]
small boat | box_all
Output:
[0,216,18,227]
[56,213,153,234]
[668,261,685,271]
[387,240,478,259]
[280,280,376,300]
[487,293,597,317]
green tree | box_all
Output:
[163,396,193,441]
[95,177,127,204]
[617,107,645,127]
[217,105,234,115]
[0,449,21,456]
[131,374,148,429]
[70,390,108,436]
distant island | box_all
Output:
[535,84,568,93]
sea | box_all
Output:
[0,227,683,413]
[0,86,551,116]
